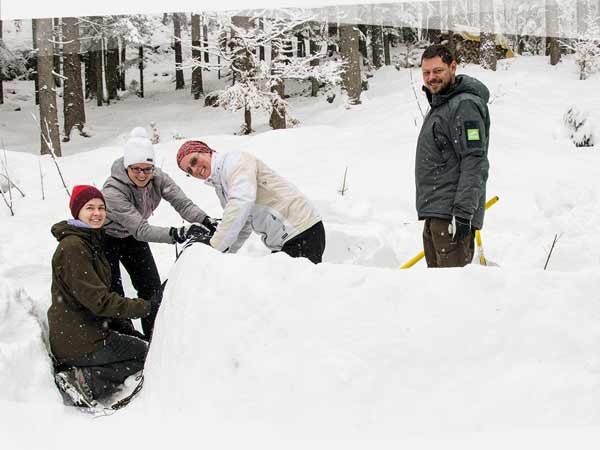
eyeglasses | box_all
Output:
[128,166,155,175]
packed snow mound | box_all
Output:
[0,279,56,404]
[142,246,600,435]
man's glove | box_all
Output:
[450,216,471,241]
[170,224,210,244]
[201,216,220,235]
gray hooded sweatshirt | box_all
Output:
[102,157,207,243]
[415,74,490,230]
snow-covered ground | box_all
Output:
[2,28,600,448]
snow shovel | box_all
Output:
[400,196,499,269]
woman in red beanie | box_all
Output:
[48,185,153,408]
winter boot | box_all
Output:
[55,367,98,408]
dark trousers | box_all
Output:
[279,221,326,264]
[57,331,147,400]
[103,234,162,337]
[422,218,475,268]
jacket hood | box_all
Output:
[424,74,490,108]
[110,157,137,187]
[51,220,105,245]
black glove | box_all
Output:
[201,216,220,235]
[451,216,472,241]
[170,224,208,244]
[170,224,214,245]
[185,224,213,246]
[170,226,188,244]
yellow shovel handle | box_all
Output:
[399,196,499,269]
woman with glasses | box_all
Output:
[101,127,217,340]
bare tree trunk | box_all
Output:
[84,51,94,99]
[296,33,306,57]
[309,33,320,97]
[53,18,62,88]
[139,45,144,98]
[339,24,362,105]
[35,18,61,156]
[218,28,227,80]
[546,0,561,65]
[270,45,286,130]
[371,25,384,69]
[203,15,209,64]
[328,21,338,55]
[383,28,392,65]
[258,18,265,61]
[106,35,119,100]
[173,13,185,90]
[119,41,126,91]
[93,37,104,106]
[428,1,443,44]
[357,24,368,61]
[480,0,497,70]
[447,0,456,55]
[191,13,203,99]
[32,19,40,105]
[0,20,3,105]
[231,16,254,133]
[244,107,252,135]
[62,17,86,141]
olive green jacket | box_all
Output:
[48,221,150,360]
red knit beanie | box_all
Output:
[69,185,105,219]
[176,141,214,169]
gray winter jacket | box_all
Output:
[102,157,208,243]
[415,74,490,230]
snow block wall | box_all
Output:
[0,280,56,404]
[141,246,600,436]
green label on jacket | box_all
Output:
[467,128,480,141]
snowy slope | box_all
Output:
[1,47,600,448]
[145,247,600,434]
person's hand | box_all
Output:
[170,226,188,244]
[451,216,471,241]
[201,216,220,235]
[185,224,213,246]
[170,224,209,244]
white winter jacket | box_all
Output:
[206,151,321,253]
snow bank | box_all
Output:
[0,279,55,404]
[142,245,600,437]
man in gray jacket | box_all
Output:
[102,127,217,338]
[415,45,490,268]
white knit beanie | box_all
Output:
[123,127,155,168]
